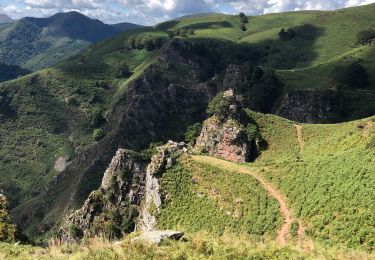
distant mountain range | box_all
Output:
[0,14,14,24]
[0,11,142,72]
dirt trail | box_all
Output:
[294,124,304,151]
[192,155,305,245]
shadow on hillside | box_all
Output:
[185,21,232,30]
[253,24,325,69]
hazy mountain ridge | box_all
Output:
[0,11,142,72]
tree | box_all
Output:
[187,28,195,35]
[279,27,296,40]
[0,195,17,243]
[180,28,188,37]
[93,128,105,142]
[356,29,375,45]
[143,38,155,51]
[116,61,131,78]
[239,12,248,23]
[207,93,230,118]
[332,62,369,89]
[240,23,247,31]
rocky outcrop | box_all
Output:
[139,141,187,232]
[276,89,340,123]
[195,116,251,163]
[195,90,260,163]
[58,149,148,242]
[15,38,215,236]
[59,141,187,241]
[133,230,184,244]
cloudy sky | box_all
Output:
[0,0,374,25]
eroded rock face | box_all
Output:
[54,157,71,173]
[195,90,255,163]
[59,142,187,242]
[58,149,148,242]
[276,89,340,123]
[195,116,251,163]
[139,141,187,232]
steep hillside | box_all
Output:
[246,111,375,248]
[0,4,374,244]
[0,11,142,71]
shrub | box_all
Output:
[246,123,258,142]
[239,13,248,24]
[69,224,82,239]
[116,61,132,78]
[206,93,230,118]
[240,23,247,31]
[0,195,17,243]
[93,129,105,142]
[184,123,203,145]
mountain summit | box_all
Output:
[0,13,14,24]
[0,11,142,71]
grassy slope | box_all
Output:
[0,3,374,242]
[1,235,373,260]
[158,157,283,238]
[246,110,375,249]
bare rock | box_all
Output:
[133,230,184,244]
[195,116,251,163]
[276,89,340,123]
[54,156,71,172]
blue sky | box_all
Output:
[0,0,374,25]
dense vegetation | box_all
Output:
[158,158,283,237]
[0,11,141,71]
[247,111,375,249]
[0,195,16,243]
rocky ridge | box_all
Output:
[59,141,187,241]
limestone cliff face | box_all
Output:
[59,149,148,241]
[59,142,187,241]
[139,141,187,232]
[276,89,340,123]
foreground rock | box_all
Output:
[59,142,187,242]
[58,149,148,242]
[133,230,184,244]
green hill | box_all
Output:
[0,11,142,71]
[0,3,374,251]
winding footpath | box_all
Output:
[192,155,306,245]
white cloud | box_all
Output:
[0,0,375,25]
